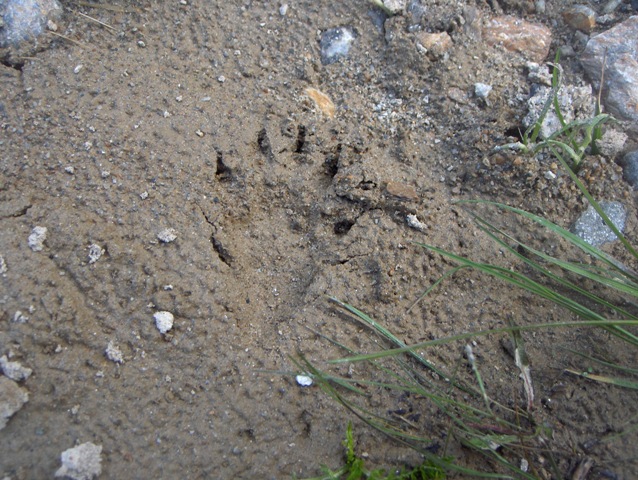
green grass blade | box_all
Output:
[565,369,638,389]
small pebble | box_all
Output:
[55,442,102,480]
[279,3,288,16]
[474,83,492,99]
[571,201,626,247]
[28,226,47,252]
[562,5,596,33]
[12,311,28,323]
[406,214,427,232]
[105,341,124,364]
[621,150,638,189]
[296,374,313,387]
[320,26,356,65]
[87,244,104,264]
[602,0,622,14]
[0,377,28,430]
[0,255,7,275]
[157,228,177,243]
[154,311,174,334]
[0,355,33,381]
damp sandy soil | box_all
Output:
[1,1,638,478]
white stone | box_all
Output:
[55,442,102,480]
[296,374,313,387]
[12,311,28,323]
[157,228,177,243]
[154,311,174,334]
[406,214,427,232]
[28,226,47,252]
[105,341,123,364]
[474,83,493,99]
[381,0,407,14]
[87,244,104,264]
[0,356,32,381]
[0,254,7,275]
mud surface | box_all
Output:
[1,1,638,478]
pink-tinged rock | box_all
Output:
[385,181,419,202]
[483,16,552,62]
[581,16,638,127]
[416,31,453,59]
[562,5,597,33]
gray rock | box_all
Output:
[621,150,638,188]
[523,84,595,139]
[55,442,102,480]
[0,355,32,381]
[0,376,28,430]
[0,0,62,64]
[474,83,493,99]
[0,0,61,46]
[379,0,406,15]
[595,128,627,157]
[571,200,626,246]
[581,16,638,128]
[320,27,356,65]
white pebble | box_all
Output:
[474,83,493,99]
[0,355,32,381]
[12,311,28,323]
[28,226,47,252]
[157,228,177,243]
[406,214,427,232]
[279,3,288,15]
[105,341,124,364]
[87,244,104,264]
[154,311,174,334]
[296,374,313,387]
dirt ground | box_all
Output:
[1,0,638,478]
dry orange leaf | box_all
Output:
[305,87,335,118]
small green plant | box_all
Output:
[495,52,614,172]
[300,422,447,480]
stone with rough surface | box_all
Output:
[483,16,552,62]
[581,16,638,127]
[0,376,28,430]
[0,356,32,381]
[55,442,102,480]
[621,150,638,188]
[562,5,597,32]
[416,31,453,59]
[571,201,626,246]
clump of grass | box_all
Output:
[300,422,447,480]
[297,54,638,477]
[495,52,613,172]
